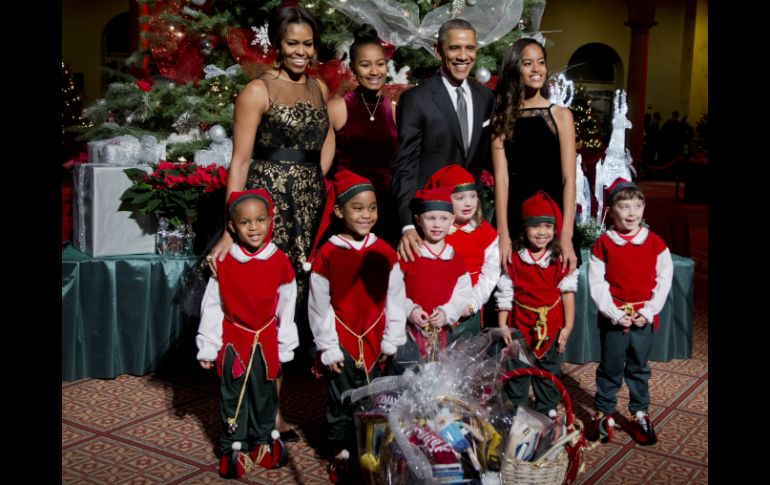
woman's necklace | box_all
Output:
[360,93,382,121]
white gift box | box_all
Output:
[72,163,156,257]
[87,135,142,165]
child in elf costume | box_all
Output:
[424,164,500,343]
[196,189,299,479]
[400,186,473,361]
[496,190,578,417]
[586,178,672,446]
[306,170,407,483]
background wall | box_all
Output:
[62,0,128,104]
[542,0,706,122]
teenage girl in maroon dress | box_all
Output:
[326,24,399,246]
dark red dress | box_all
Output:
[335,89,399,245]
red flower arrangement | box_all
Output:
[121,160,228,229]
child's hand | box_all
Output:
[327,360,344,374]
[409,306,430,326]
[378,353,390,363]
[429,309,447,328]
[199,360,214,370]
[500,326,513,346]
[462,304,474,318]
[631,313,648,327]
[617,315,633,327]
[557,327,573,353]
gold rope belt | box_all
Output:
[612,296,648,316]
[514,298,560,350]
[225,316,276,435]
[335,311,384,384]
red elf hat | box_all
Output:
[303,170,376,271]
[412,186,454,215]
[424,164,477,193]
[605,177,640,207]
[520,190,563,233]
[227,188,275,243]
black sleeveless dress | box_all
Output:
[503,105,564,234]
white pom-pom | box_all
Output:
[548,409,557,418]
[607,416,616,427]
[338,449,350,460]
[231,441,242,451]
[302,261,312,272]
[271,429,281,440]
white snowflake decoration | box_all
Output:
[387,60,411,85]
[251,22,271,54]
[173,112,199,134]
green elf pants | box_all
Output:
[595,323,654,415]
[327,349,382,451]
[447,310,483,344]
[501,332,563,415]
[219,345,278,454]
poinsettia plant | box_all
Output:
[121,160,228,229]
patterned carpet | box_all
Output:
[62,182,707,484]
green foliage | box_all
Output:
[575,219,605,249]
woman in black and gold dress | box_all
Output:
[209,4,332,289]
[208,4,333,439]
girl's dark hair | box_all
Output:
[350,23,384,65]
[269,4,321,58]
[511,226,562,264]
[492,38,549,140]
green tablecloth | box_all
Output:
[62,245,199,381]
[562,249,694,363]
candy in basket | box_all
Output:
[345,333,509,484]
[497,368,587,485]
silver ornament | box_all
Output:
[200,38,213,56]
[190,0,207,6]
[209,125,227,143]
[475,67,491,84]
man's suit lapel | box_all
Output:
[429,76,466,156]
[466,81,485,161]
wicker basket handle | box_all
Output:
[497,368,574,428]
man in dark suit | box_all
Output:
[392,18,496,260]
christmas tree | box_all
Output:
[62,63,86,164]
[571,85,602,151]
[78,0,547,161]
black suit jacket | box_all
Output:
[391,73,496,228]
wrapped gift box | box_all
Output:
[72,163,156,257]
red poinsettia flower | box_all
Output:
[121,160,228,229]
[480,170,495,188]
[136,78,156,92]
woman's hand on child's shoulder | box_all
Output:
[199,360,214,370]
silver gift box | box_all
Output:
[72,163,156,257]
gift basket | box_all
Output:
[343,332,588,484]
[345,334,504,484]
[497,367,586,485]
